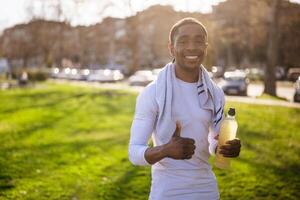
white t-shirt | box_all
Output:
[170,77,213,169]
[129,69,220,199]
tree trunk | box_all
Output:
[264,0,281,96]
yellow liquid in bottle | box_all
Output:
[214,116,238,169]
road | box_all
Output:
[247,83,295,101]
[225,96,300,108]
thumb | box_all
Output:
[173,121,181,137]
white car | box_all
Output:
[129,70,155,86]
[87,69,124,82]
[69,68,82,80]
[68,68,91,80]
[50,67,69,79]
[294,76,300,103]
[50,67,60,78]
[218,70,249,96]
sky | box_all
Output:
[0,0,223,31]
[0,0,299,32]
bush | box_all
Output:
[28,70,48,81]
[11,68,49,82]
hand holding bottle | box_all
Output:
[218,138,241,157]
[214,108,241,169]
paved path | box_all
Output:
[247,83,295,101]
[225,96,300,109]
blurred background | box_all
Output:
[0,0,300,101]
[0,1,299,200]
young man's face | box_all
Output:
[169,23,208,71]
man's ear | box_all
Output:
[168,41,174,57]
[204,47,208,58]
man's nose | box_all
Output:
[186,41,198,50]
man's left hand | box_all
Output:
[219,138,241,158]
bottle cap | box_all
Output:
[228,108,235,116]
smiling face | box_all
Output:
[169,23,208,72]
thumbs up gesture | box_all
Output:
[164,122,196,160]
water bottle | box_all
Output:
[214,108,238,169]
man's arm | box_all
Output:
[144,145,169,165]
[129,85,196,166]
[128,84,158,166]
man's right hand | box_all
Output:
[163,122,196,159]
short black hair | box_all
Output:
[169,17,208,45]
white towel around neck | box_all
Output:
[154,62,225,142]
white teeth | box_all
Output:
[185,56,198,59]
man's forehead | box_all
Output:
[176,23,206,38]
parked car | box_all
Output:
[79,69,91,80]
[287,68,300,82]
[293,76,300,103]
[129,70,155,86]
[218,70,248,96]
[69,68,82,80]
[87,69,124,82]
[50,67,69,79]
[62,67,72,79]
[245,68,265,81]
[50,67,60,78]
[112,70,124,82]
[68,68,91,80]
[211,66,224,78]
[275,66,285,80]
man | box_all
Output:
[129,18,241,200]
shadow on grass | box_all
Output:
[0,102,78,142]
[0,175,14,190]
[235,127,300,199]
[100,162,151,200]
[238,128,270,140]
[0,90,128,115]
[0,134,129,193]
[238,129,300,177]
[237,155,299,198]
[0,89,132,142]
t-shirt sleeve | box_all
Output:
[128,84,158,166]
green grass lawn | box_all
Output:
[257,93,287,101]
[0,83,299,200]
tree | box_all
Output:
[110,0,141,74]
[264,0,282,96]
[278,0,300,67]
[1,25,36,68]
